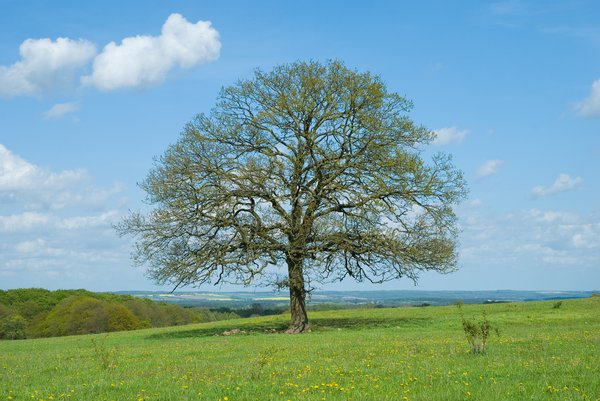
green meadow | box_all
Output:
[1,297,598,401]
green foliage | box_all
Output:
[109,304,143,331]
[91,336,118,370]
[251,346,279,379]
[0,288,90,313]
[31,296,139,337]
[117,60,467,332]
[552,300,563,309]
[457,304,497,354]
[0,289,237,340]
[192,307,240,322]
[30,295,196,337]
[0,303,11,319]
[461,312,490,354]
[0,314,27,339]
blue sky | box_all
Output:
[1,0,598,292]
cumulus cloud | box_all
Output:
[43,102,80,119]
[531,173,582,198]
[82,13,220,91]
[0,38,96,98]
[575,78,600,117]
[432,127,468,146]
[0,14,219,98]
[475,159,503,178]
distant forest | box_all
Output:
[0,288,239,340]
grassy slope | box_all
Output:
[1,297,599,401]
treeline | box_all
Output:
[212,303,287,318]
[0,288,239,340]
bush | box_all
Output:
[457,304,497,354]
[0,314,28,339]
[32,296,143,337]
[0,303,11,319]
[106,304,142,332]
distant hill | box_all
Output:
[118,289,596,309]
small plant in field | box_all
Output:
[457,304,498,354]
[251,346,278,379]
[91,336,117,369]
[552,301,563,309]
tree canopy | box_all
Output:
[0,288,237,339]
[117,60,467,332]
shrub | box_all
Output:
[0,314,28,339]
[106,304,142,332]
[457,304,497,354]
[32,296,143,337]
[0,303,11,319]
[91,336,119,370]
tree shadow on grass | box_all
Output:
[311,316,431,331]
[146,320,290,340]
[146,316,431,341]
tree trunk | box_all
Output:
[286,255,309,333]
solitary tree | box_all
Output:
[117,60,467,333]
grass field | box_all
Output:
[1,297,599,401]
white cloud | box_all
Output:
[571,224,600,249]
[475,159,503,178]
[15,239,47,253]
[531,173,582,198]
[0,38,96,98]
[0,14,219,98]
[527,209,578,223]
[468,198,482,207]
[432,127,468,146]
[460,208,600,269]
[0,145,131,289]
[0,212,52,233]
[43,102,80,119]
[82,13,220,91]
[58,211,119,229]
[0,144,128,216]
[575,78,600,117]
[0,144,88,207]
